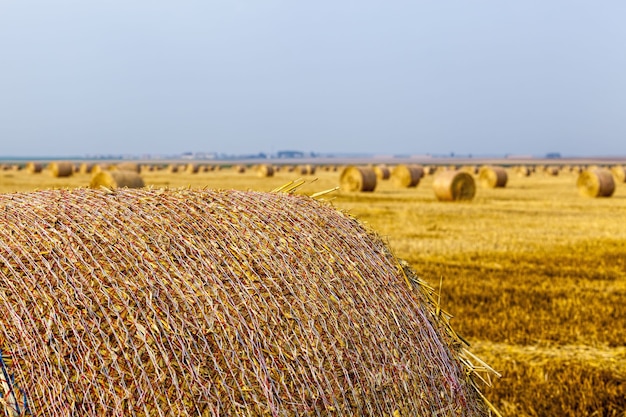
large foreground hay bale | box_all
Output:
[577,168,615,197]
[433,170,476,201]
[47,161,74,178]
[478,166,507,188]
[391,164,423,188]
[89,171,145,189]
[0,188,495,416]
[339,166,377,192]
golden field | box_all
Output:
[1,162,625,416]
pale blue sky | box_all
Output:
[1,1,625,157]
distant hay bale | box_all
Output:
[432,170,476,201]
[423,165,438,176]
[113,162,141,173]
[185,163,200,174]
[577,168,615,198]
[79,162,96,174]
[25,162,43,174]
[610,165,626,183]
[90,164,110,174]
[478,166,507,188]
[167,164,180,173]
[339,166,377,192]
[545,166,559,176]
[460,165,478,175]
[89,171,145,189]
[391,164,423,188]
[373,165,391,180]
[300,164,317,175]
[233,164,246,173]
[515,165,531,177]
[140,164,155,173]
[256,164,275,177]
[0,188,494,416]
[47,161,74,178]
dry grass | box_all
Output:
[1,164,625,415]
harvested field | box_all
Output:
[1,162,625,416]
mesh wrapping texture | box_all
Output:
[0,188,490,416]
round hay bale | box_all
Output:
[423,165,438,176]
[89,170,145,189]
[256,164,275,177]
[339,166,377,192]
[610,165,626,183]
[299,164,317,175]
[79,162,97,174]
[478,166,507,188]
[432,170,476,201]
[545,166,559,176]
[47,161,74,178]
[515,165,531,177]
[232,164,246,173]
[113,162,141,173]
[577,168,615,197]
[25,162,43,174]
[0,188,494,416]
[391,164,423,188]
[90,164,110,174]
[183,163,199,174]
[167,164,180,173]
[460,165,478,175]
[373,165,390,180]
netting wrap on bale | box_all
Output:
[0,188,497,417]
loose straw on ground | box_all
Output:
[0,188,496,417]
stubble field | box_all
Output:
[1,162,625,416]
